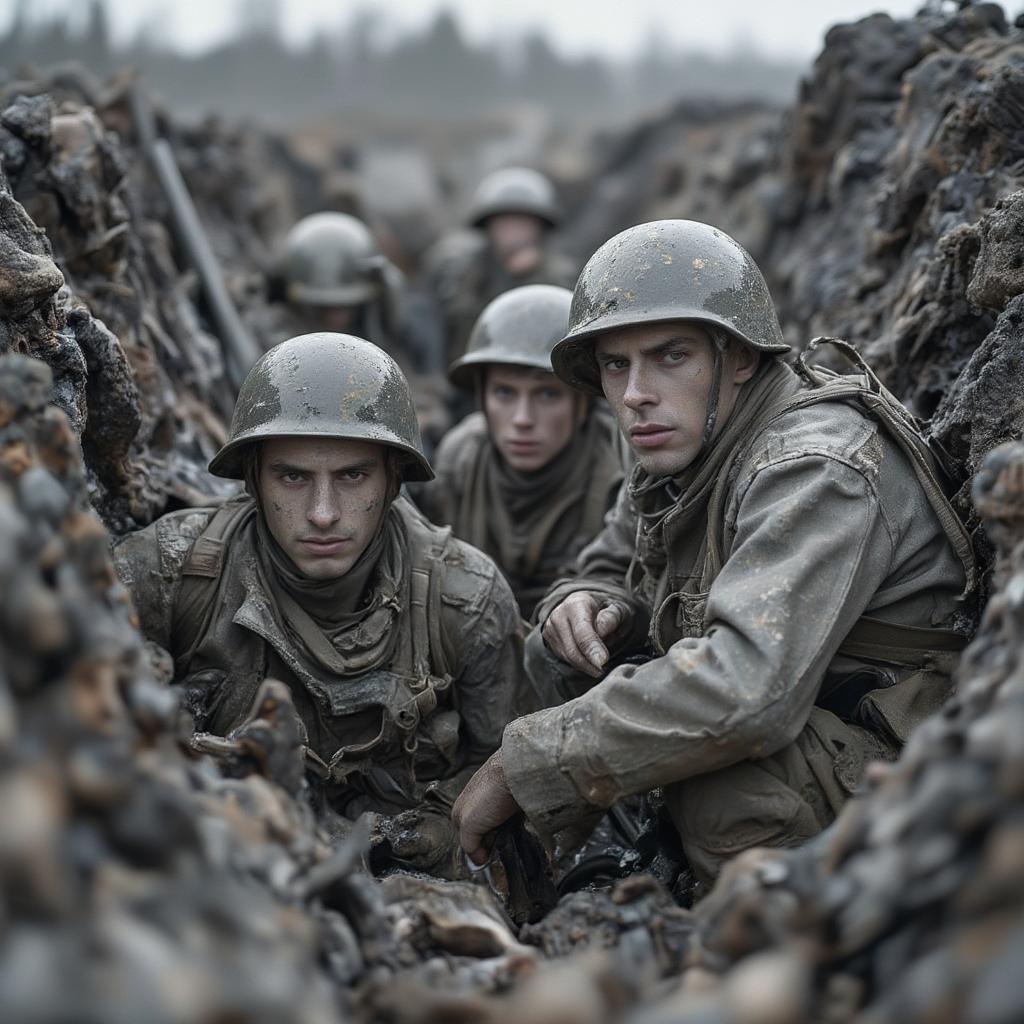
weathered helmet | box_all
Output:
[282,213,383,307]
[468,167,561,229]
[209,333,433,481]
[448,284,573,390]
[552,220,790,395]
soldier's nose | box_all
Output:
[307,483,340,529]
[622,367,655,409]
[512,396,534,428]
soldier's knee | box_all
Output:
[663,760,825,885]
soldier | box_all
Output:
[423,167,578,364]
[266,212,449,451]
[262,212,431,370]
[114,333,525,877]
[452,220,977,885]
[414,284,624,621]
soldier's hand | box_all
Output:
[542,592,627,678]
[452,750,521,866]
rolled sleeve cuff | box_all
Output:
[501,702,615,835]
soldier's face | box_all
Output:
[484,366,582,472]
[306,304,358,333]
[258,437,390,580]
[486,214,544,276]
[595,322,759,476]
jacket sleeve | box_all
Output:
[112,522,180,651]
[532,475,649,642]
[503,451,899,834]
[442,545,528,766]
[407,413,485,527]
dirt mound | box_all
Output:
[0,5,1023,1022]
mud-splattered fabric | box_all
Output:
[505,360,971,873]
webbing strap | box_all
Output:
[837,614,968,667]
[791,337,976,597]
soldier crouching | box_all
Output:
[114,333,526,878]
[453,220,976,887]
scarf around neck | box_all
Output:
[455,411,621,614]
[628,359,803,604]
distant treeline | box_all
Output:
[0,0,802,124]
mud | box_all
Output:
[0,4,1023,1023]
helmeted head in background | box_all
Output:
[467,168,562,280]
[281,213,392,335]
[211,333,431,579]
[551,219,790,476]
[448,284,585,473]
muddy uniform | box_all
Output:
[114,333,524,861]
[116,494,522,818]
[417,410,623,621]
[508,356,973,881]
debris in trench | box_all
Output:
[0,3,1022,1022]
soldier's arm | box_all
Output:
[407,412,485,526]
[502,452,898,836]
[111,508,212,656]
[111,522,180,651]
[442,545,527,765]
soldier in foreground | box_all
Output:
[424,167,578,363]
[415,284,623,621]
[114,333,524,877]
[453,220,976,884]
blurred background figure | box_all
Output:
[265,213,410,359]
[263,211,451,451]
[422,167,579,366]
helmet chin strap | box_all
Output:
[699,329,730,453]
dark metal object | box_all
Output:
[131,83,260,392]
[493,814,558,926]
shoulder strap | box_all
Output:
[783,338,976,666]
[171,496,253,665]
[836,615,967,666]
[400,499,455,682]
[791,337,976,597]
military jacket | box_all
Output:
[504,383,972,834]
[114,497,524,817]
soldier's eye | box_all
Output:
[492,385,515,399]
[281,472,305,483]
[539,388,562,400]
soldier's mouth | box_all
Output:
[630,425,675,448]
[298,538,352,555]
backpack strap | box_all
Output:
[836,615,968,667]
[793,337,977,598]
[400,497,455,683]
[171,496,253,666]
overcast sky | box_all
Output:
[2,0,930,60]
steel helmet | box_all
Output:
[209,333,433,482]
[282,213,384,307]
[468,167,561,229]
[552,219,789,395]
[447,284,572,390]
